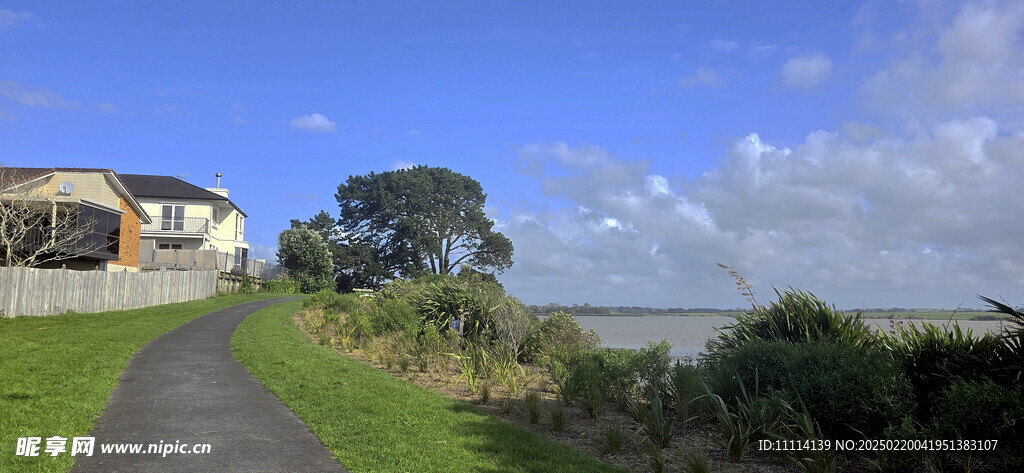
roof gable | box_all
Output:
[1,167,152,224]
[120,174,247,217]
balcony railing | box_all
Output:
[141,217,209,234]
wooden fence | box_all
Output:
[0,267,218,317]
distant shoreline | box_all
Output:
[535,312,1010,322]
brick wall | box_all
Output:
[111,197,141,268]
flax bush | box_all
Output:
[706,287,876,360]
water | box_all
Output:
[571,315,1010,360]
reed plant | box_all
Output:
[500,397,516,414]
[646,440,666,473]
[600,423,624,454]
[479,383,490,404]
[524,390,541,424]
[680,451,711,473]
[551,404,567,432]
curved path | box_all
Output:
[72,298,348,473]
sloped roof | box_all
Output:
[120,174,247,217]
[1,166,152,224]
[2,167,113,188]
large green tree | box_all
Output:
[335,165,514,279]
[276,226,334,293]
[290,211,388,292]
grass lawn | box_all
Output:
[0,293,288,473]
[232,300,626,473]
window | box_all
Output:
[171,244,182,250]
[158,243,170,250]
[212,207,219,223]
[77,205,121,259]
[161,205,185,231]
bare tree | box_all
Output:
[0,165,108,267]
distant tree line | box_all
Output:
[526,303,739,316]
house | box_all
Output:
[0,167,151,271]
[119,173,253,273]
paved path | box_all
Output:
[72,298,348,473]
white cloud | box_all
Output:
[289,112,337,133]
[678,67,723,88]
[0,81,80,109]
[861,1,1024,121]
[406,129,422,136]
[748,43,779,56]
[781,53,832,88]
[709,39,739,52]
[248,243,278,262]
[392,160,415,170]
[503,120,1024,308]
[0,10,32,30]
[97,102,118,114]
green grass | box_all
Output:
[0,293,287,473]
[232,300,626,473]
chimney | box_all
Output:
[206,172,229,198]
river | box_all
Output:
[570,315,1011,360]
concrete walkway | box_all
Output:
[72,298,348,473]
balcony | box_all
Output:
[141,217,209,234]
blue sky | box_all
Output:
[3,1,1024,309]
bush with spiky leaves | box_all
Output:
[706,287,876,360]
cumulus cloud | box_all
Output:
[503,120,1024,308]
[780,53,832,88]
[247,243,278,262]
[0,10,32,30]
[391,160,415,170]
[861,1,1024,121]
[289,112,337,133]
[678,67,723,88]
[709,39,739,52]
[0,81,80,109]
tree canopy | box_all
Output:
[276,226,334,293]
[335,165,514,279]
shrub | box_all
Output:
[708,339,913,438]
[522,311,600,364]
[629,385,678,449]
[368,297,420,336]
[669,359,704,421]
[414,276,497,339]
[932,379,1024,471]
[557,342,672,416]
[880,321,1002,417]
[261,276,299,293]
[706,287,876,360]
[492,295,536,358]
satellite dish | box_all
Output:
[58,181,75,195]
